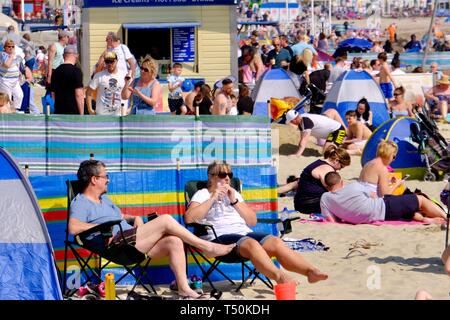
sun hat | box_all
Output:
[285,109,299,124]
[438,74,450,85]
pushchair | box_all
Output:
[410,109,450,181]
[270,82,312,124]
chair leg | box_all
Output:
[188,247,217,291]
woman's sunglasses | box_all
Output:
[214,172,233,179]
[140,67,150,72]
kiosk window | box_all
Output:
[127,29,170,61]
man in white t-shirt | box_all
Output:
[87,51,126,116]
[185,161,329,285]
[320,172,447,224]
[285,109,346,156]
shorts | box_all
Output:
[383,194,419,221]
[212,232,274,261]
[326,125,346,146]
[109,228,137,248]
[168,98,184,114]
[380,82,393,99]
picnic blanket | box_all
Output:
[282,237,329,252]
[299,214,428,225]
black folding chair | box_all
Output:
[62,179,157,299]
[184,179,296,292]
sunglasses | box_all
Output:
[140,67,150,72]
[214,172,233,179]
[393,93,402,96]
[4,46,14,48]
[95,174,109,180]
[104,60,116,64]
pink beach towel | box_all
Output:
[298,215,428,226]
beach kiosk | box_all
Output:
[81,0,238,87]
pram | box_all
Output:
[271,73,327,124]
[271,84,312,124]
[410,109,450,181]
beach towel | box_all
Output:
[282,237,329,252]
[299,213,428,225]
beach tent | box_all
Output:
[0,147,62,300]
[361,117,427,179]
[0,13,18,31]
[322,70,390,127]
[251,68,301,116]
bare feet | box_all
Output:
[204,243,236,258]
[422,217,447,225]
[307,269,329,283]
[178,287,201,299]
[276,271,298,285]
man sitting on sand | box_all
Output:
[343,110,372,155]
[320,172,447,225]
[285,109,347,156]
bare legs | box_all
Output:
[135,215,234,258]
[412,195,447,224]
[439,100,448,122]
[148,235,200,298]
[442,244,450,276]
[238,237,328,284]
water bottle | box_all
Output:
[105,273,116,300]
[280,207,289,222]
[215,182,228,215]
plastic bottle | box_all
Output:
[280,207,289,222]
[105,273,116,300]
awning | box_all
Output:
[123,22,201,30]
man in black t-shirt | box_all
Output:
[50,45,84,114]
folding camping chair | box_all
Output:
[62,180,157,299]
[184,179,297,292]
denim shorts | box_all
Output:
[213,232,275,260]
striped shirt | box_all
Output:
[0,52,21,81]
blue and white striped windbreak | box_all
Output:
[0,147,62,300]
[322,69,390,127]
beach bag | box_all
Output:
[441,183,449,208]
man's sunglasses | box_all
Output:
[4,46,14,48]
[140,67,150,72]
[104,60,116,64]
[214,172,233,179]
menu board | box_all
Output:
[172,27,195,63]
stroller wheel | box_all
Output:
[423,172,436,182]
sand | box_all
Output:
[263,122,450,300]
[35,16,450,300]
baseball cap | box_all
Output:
[63,45,78,55]
[104,51,117,61]
[285,109,299,124]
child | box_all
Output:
[167,63,186,115]
[0,92,12,113]
[228,94,238,115]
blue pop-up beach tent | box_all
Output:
[0,147,62,300]
[322,70,390,127]
[361,117,427,179]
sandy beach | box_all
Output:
[263,122,450,300]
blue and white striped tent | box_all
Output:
[0,147,62,300]
[322,70,390,127]
[252,68,301,116]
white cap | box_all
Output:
[285,109,299,124]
